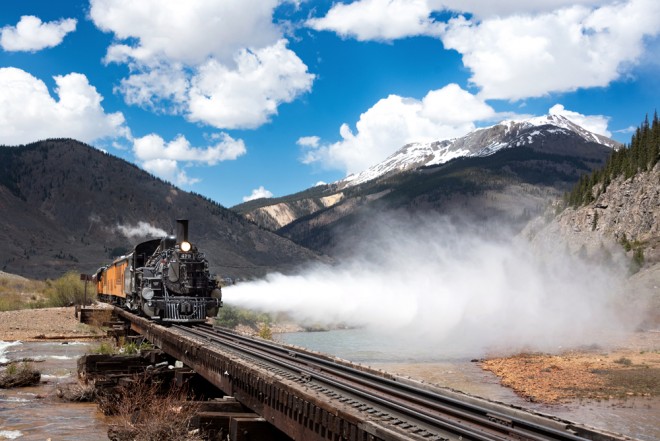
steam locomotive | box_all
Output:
[95,220,222,323]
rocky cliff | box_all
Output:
[529,162,660,260]
[526,162,660,326]
[243,193,345,231]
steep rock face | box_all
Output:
[536,163,660,258]
[525,164,660,327]
[565,163,659,243]
[243,193,345,231]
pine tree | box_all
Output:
[565,111,660,209]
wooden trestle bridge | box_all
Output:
[105,307,635,441]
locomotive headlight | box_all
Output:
[142,287,154,300]
[180,241,191,252]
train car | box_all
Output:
[95,219,221,323]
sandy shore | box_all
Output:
[479,330,660,403]
[374,331,660,404]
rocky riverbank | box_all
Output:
[0,307,105,341]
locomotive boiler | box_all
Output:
[95,219,221,323]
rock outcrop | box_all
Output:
[243,193,345,231]
[526,163,660,327]
[548,163,659,261]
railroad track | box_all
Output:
[172,323,624,441]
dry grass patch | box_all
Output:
[0,361,41,388]
[101,375,202,441]
[0,275,47,311]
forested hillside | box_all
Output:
[567,113,659,207]
[0,139,322,279]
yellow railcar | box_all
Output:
[97,256,129,299]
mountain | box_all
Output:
[530,112,660,268]
[234,115,618,252]
[0,139,322,280]
[338,114,620,188]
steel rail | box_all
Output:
[201,324,585,441]
[175,325,592,441]
[194,325,587,441]
[177,324,500,440]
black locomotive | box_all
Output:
[95,219,222,323]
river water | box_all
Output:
[278,328,660,441]
[0,340,109,441]
[1,332,658,441]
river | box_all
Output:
[278,328,660,441]
[1,332,658,441]
[0,340,109,440]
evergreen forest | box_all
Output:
[566,112,660,207]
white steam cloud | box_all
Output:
[116,221,167,239]
[225,214,634,358]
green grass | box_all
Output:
[90,341,116,355]
[214,304,272,329]
[43,271,96,307]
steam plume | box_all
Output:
[225,213,634,358]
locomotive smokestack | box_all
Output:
[176,219,189,243]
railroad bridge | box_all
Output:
[103,307,631,441]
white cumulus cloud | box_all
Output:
[188,40,314,129]
[0,67,128,145]
[307,0,658,100]
[307,0,444,41]
[133,133,246,186]
[243,186,274,202]
[302,83,495,175]
[115,63,189,113]
[441,0,660,100]
[436,0,610,19]
[1,15,76,52]
[305,0,610,41]
[296,136,320,148]
[89,0,314,130]
[91,0,279,66]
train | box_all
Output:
[94,219,222,323]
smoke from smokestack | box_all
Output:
[116,221,167,239]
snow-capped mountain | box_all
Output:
[339,114,620,188]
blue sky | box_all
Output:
[1,0,658,207]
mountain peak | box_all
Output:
[507,114,619,149]
[338,114,620,188]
